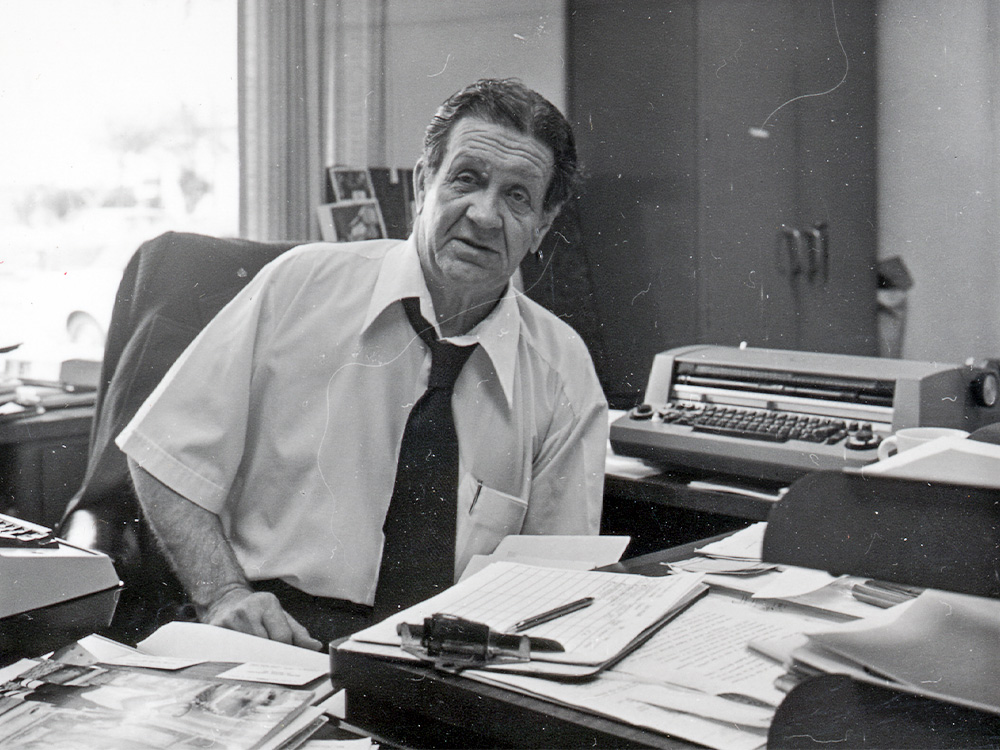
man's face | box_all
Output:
[413,117,559,309]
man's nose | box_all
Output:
[465,189,503,229]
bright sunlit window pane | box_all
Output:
[0,0,237,379]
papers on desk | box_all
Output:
[787,589,1000,716]
[465,591,840,750]
[671,521,884,620]
[350,561,707,677]
[695,521,767,560]
[340,556,852,750]
[459,533,630,581]
[74,621,330,687]
[137,621,330,677]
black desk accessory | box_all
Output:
[769,674,1000,749]
[398,613,533,673]
[762,470,999,598]
[762,470,1000,747]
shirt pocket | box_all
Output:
[455,474,528,579]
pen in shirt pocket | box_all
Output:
[469,479,483,513]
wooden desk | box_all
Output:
[0,404,93,527]
[336,533,1000,750]
[335,650,692,750]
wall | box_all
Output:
[381,0,565,169]
[878,0,1000,362]
[369,0,1000,368]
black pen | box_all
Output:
[512,596,595,632]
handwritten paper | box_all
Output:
[353,561,705,666]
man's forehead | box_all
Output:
[442,117,554,176]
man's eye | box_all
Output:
[508,189,531,206]
[454,171,478,186]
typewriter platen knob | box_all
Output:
[629,403,655,420]
[971,368,1000,408]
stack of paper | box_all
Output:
[677,521,776,576]
[669,523,883,620]
[462,590,842,750]
[0,621,346,749]
[346,560,707,678]
[787,589,1000,715]
[341,553,882,750]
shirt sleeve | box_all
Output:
[115,254,290,513]
[521,370,608,536]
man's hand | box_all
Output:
[205,586,323,651]
[128,459,324,651]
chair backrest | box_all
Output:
[58,231,299,640]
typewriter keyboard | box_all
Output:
[631,403,881,449]
[0,512,57,547]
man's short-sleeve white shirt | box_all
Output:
[117,238,608,605]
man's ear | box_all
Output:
[413,158,428,213]
[531,205,561,254]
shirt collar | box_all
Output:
[364,238,521,408]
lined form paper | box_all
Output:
[353,561,705,666]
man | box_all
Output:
[118,79,608,649]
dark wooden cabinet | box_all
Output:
[567,0,878,405]
[0,408,92,527]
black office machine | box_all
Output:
[0,512,120,662]
[611,344,1000,482]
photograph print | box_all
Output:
[330,166,376,202]
[316,199,387,243]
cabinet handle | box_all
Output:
[776,225,804,278]
[807,222,829,283]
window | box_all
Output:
[0,0,237,380]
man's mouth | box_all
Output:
[454,237,496,254]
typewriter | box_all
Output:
[610,345,1000,482]
[0,512,120,661]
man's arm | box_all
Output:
[127,457,321,650]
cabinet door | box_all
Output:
[696,0,877,354]
[793,0,878,355]
[695,0,801,348]
[567,0,878,403]
[568,0,701,405]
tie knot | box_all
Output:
[403,298,476,392]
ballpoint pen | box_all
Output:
[512,596,595,632]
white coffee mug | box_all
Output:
[877,426,970,460]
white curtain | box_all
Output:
[238,0,386,241]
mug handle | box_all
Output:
[877,436,898,461]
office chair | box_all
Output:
[58,231,299,644]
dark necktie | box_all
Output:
[372,297,478,620]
